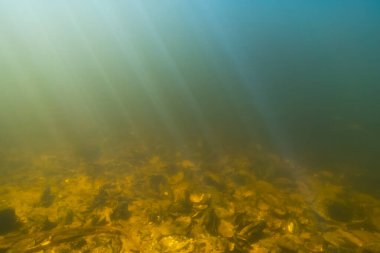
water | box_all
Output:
[0,1,380,252]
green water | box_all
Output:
[1,1,379,192]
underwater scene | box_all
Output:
[1,1,380,252]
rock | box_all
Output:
[304,237,324,252]
[218,219,234,238]
[258,201,270,212]
[180,160,195,169]
[189,193,209,204]
[286,220,299,234]
[159,235,194,253]
[0,247,10,253]
[364,243,380,253]
[235,219,266,248]
[352,229,380,248]
[326,200,354,222]
[249,246,270,253]
[277,235,300,252]
[0,207,18,235]
[203,173,226,190]
[39,186,54,207]
[169,171,185,185]
[28,215,56,232]
[147,205,166,224]
[111,199,130,220]
[323,231,346,248]
[189,193,210,210]
[267,218,283,231]
[214,204,235,219]
[322,229,364,250]
[57,207,74,225]
[272,207,287,218]
[90,184,110,209]
[338,230,363,247]
[174,216,192,234]
[202,208,220,236]
[149,175,168,192]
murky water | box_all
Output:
[1,1,380,252]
